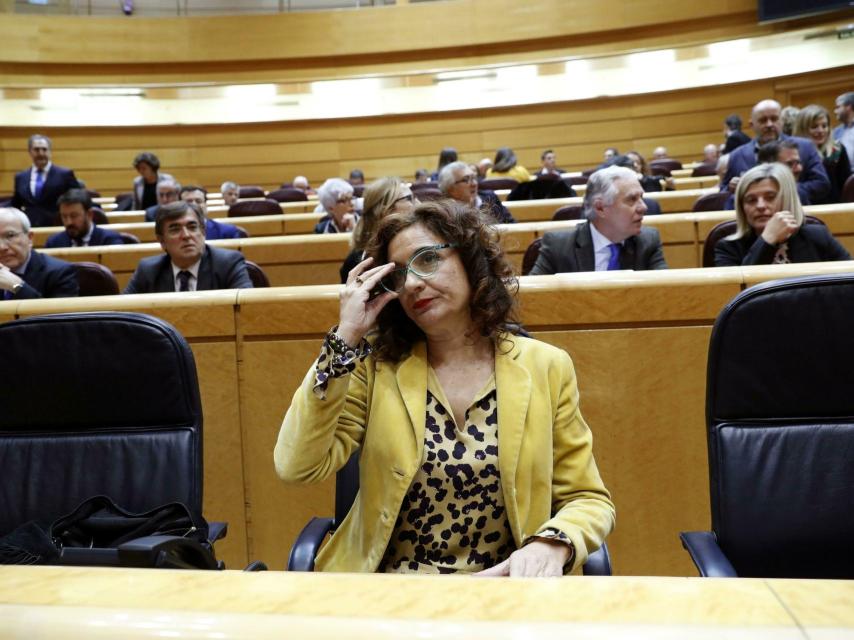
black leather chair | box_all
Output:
[649,159,683,176]
[553,205,583,221]
[245,260,270,288]
[119,232,141,244]
[267,188,308,203]
[288,452,612,575]
[0,312,227,569]
[507,178,576,201]
[238,186,266,199]
[692,191,729,213]
[72,262,120,296]
[521,237,543,275]
[479,178,519,191]
[228,199,282,217]
[680,273,854,578]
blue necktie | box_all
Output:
[34,169,45,198]
[607,243,621,271]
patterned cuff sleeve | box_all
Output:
[312,330,372,399]
[526,528,576,569]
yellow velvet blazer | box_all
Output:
[274,335,615,573]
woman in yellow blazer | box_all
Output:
[275,200,614,576]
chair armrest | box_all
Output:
[679,531,737,577]
[287,517,334,572]
[117,535,220,570]
[582,541,612,576]
[208,521,228,543]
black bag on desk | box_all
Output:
[51,495,209,549]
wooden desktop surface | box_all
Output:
[1,566,852,639]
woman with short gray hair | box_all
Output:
[315,178,357,234]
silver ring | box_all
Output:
[354,276,363,286]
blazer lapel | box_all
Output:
[197,246,214,290]
[575,222,596,272]
[621,235,638,269]
[395,342,428,458]
[495,337,531,532]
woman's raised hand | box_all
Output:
[337,257,398,347]
[760,210,799,246]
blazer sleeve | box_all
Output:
[812,225,852,261]
[538,349,615,569]
[224,252,254,289]
[798,143,831,204]
[528,233,558,276]
[274,352,369,484]
[716,234,777,266]
[643,228,668,270]
[123,266,146,294]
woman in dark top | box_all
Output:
[714,163,850,266]
[339,177,416,282]
[132,152,173,210]
[793,104,852,204]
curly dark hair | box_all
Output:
[366,199,519,362]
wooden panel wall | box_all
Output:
[1,65,851,196]
[6,260,854,575]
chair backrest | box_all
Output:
[410,181,439,192]
[649,159,683,176]
[266,188,308,203]
[553,205,583,221]
[521,237,542,275]
[706,273,854,578]
[233,225,249,239]
[245,260,270,288]
[73,262,119,296]
[692,191,730,213]
[119,232,141,244]
[564,175,588,186]
[238,186,266,199]
[479,178,519,191]
[91,207,109,225]
[691,163,717,177]
[114,192,134,211]
[703,215,826,267]
[228,199,282,217]
[842,174,854,203]
[507,178,575,201]
[0,312,204,536]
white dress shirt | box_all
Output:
[171,259,201,292]
[29,162,52,196]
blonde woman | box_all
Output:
[714,163,849,266]
[794,104,852,203]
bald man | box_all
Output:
[721,99,830,207]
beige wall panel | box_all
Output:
[239,338,335,569]
[661,244,698,270]
[537,327,712,575]
[191,340,249,568]
[238,287,341,337]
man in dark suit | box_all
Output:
[0,207,78,299]
[11,135,82,228]
[45,188,124,248]
[721,99,830,208]
[123,201,252,294]
[439,161,515,223]
[179,185,244,240]
[529,166,667,275]
[144,178,181,221]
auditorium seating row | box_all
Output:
[4,260,853,574]
[39,203,854,288]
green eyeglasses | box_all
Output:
[380,243,457,293]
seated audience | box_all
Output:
[538,149,565,176]
[780,105,800,136]
[714,163,850,267]
[722,114,751,154]
[220,181,241,206]
[413,169,430,185]
[0,207,78,299]
[652,146,668,160]
[721,99,830,208]
[144,178,181,222]
[315,178,357,233]
[275,199,615,575]
[476,158,492,179]
[349,169,365,187]
[757,140,803,184]
[430,147,458,181]
[619,152,667,192]
[701,143,720,166]
[180,185,243,240]
[486,146,531,183]
[132,152,173,211]
[794,104,852,204]
[529,166,667,274]
[46,188,123,248]
[834,92,854,166]
[603,147,619,163]
[124,201,252,294]
[11,134,81,228]
[439,161,514,224]
[293,175,316,195]
[340,177,416,283]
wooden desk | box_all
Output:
[0,567,851,639]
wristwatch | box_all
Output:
[11,282,24,296]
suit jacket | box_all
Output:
[721,135,831,208]
[204,218,243,240]
[274,336,615,573]
[722,130,751,154]
[123,245,253,294]
[478,191,515,224]
[10,251,79,299]
[11,165,81,228]
[714,224,851,267]
[45,225,124,249]
[529,222,668,275]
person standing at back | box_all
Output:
[11,135,81,228]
